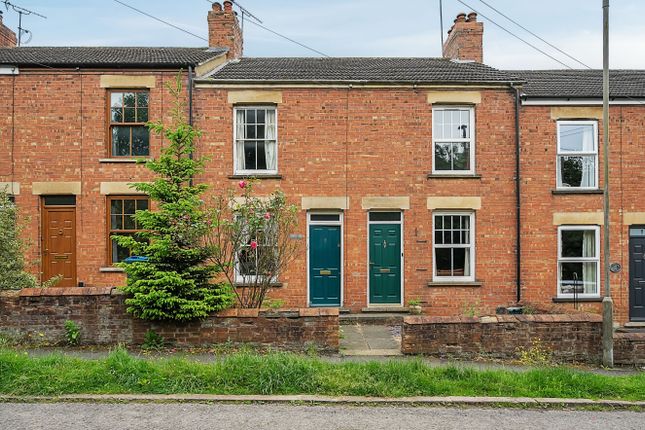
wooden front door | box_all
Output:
[42,204,77,288]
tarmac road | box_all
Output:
[1,402,643,430]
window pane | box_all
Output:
[246,124,256,139]
[112,126,131,156]
[124,107,136,122]
[244,141,257,170]
[435,215,443,229]
[132,127,149,156]
[112,238,131,263]
[123,199,135,214]
[256,141,267,170]
[111,108,123,122]
[238,247,257,276]
[256,109,265,124]
[310,214,340,222]
[453,247,469,276]
[123,92,136,108]
[452,142,470,170]
[136,199,149,211]
[110,214,122,230]
[110,199,123,215]
[136,92,149,108]
[559,155,595,188]
[137,107,148,123]
[561,229,595,258]
[256,124,265,139]
[433,110,444,139]
[246,109,256,124]
[124,214,136,230]
[559,124,594,152]
[560,262,597,294]
[110,92,123,108]
[369,212,401,222]
[435,248,452,276]
[434,143,452,170]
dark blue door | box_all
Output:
[309,225,341,306]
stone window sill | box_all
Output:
[552,297,603,303]
[235,282,283,288]
[99,267,125,273]
[228,174,283,180]
[427,281,482,287]
[552,189,604,195]
[99,158,149,164]
[427,173,482,179]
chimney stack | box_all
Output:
[0,11,17,48]
[208,1,243,59]
[442,12,483,63]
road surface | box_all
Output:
[1,402,643,430]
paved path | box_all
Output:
[340,324,402,356]
[2,402,643,430]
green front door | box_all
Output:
[369,223,402,304]
[309,225,341,306]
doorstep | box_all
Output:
[340,313,406,325]
[361,306,408,313]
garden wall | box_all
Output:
[402,314,614,364]
[0,288,339,352]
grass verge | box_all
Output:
[0,348,643,400]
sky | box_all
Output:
[1,0,644,69]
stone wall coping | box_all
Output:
[217,308,339,318]
[404,313,602,325]
[615,332,645,340]
[19,287,115,297]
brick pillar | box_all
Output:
[207,1,243,59]
[0,12,17,48]
[443,12,483,63]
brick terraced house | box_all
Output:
[1,3,644,325]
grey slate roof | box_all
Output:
[0,47,227,68]
[510,70,645,98]
[208,57,521,84]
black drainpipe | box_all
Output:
[188,65,194,187]
[513,84,522,303]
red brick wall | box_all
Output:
[401,314,604,363]
[0,289,339,351]
[0,69,188,288]
[519,105,645,324]
[0,14,17,47]
[193,86,518,313]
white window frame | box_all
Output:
[233,105,278,176]
[557,225,601,298]
[233,217,279,284]
[432,106,476,175]
[432,211,475,282]
[556,120,599,190]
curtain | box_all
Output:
[463,248,470,277]
[235,110,245,171]
[264,109,277,170]
[580,127,595,187]
[582,230,597,294]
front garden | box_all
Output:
[0,348,643,400]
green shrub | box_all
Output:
[114,74,233,322]
[517,338,554,366]
[63,320,81,346]
[141,330,165,351]
[0,191,36,290]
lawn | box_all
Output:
[0,348,643,400]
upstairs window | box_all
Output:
[109,90,149,157]
[557,121,598,189]
[432,106,475,174]
[558,226,600,297]
[234,106,277,174]
[107,196,149,264]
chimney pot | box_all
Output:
[442,11,484,63]
[208,1,242,58]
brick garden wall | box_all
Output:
[402,314,604,363]
[0,288,339,351]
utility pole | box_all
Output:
[601,0,614,368]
